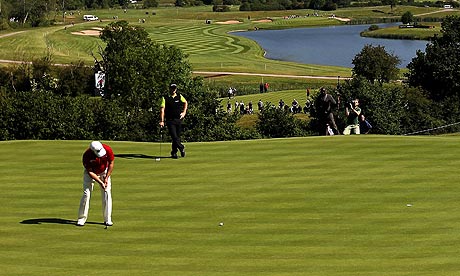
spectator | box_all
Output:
[228,87,233,99]
[264,82,269,93]
[315,87,339,135]
[291,99,300,113]
[326,124,335,136]
[258,99,264,111]
[260,83,264,93]
[359,114,372,134]
[279,99,285,109]
[343,98,361,135]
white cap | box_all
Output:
[90,141,106,157]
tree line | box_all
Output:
[0,0,158,29]
[1,16,460,141]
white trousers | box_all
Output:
[343,124,360,135]
[77,170,112,225]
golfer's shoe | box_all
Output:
[76,222,85,227]
[105,221,113,227]
[180,148,186,158]
[171,152,178,159]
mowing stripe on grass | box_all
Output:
[1,137,460,275]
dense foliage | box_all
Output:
[2,16,460,140]
[401,11,414,25]
[352,44,400,84]
[406,15,460,126]
[0,21,256,142]
[308,78,443,135]
[256,103,310,138]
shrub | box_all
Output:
[368,24,379,31]
[257,103,310,138]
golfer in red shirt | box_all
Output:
[77,141,115,227]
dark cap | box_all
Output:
[170,83,177,89]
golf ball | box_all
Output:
[406,204,412,207]
[219,222,224,226]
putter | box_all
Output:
[156,127,162,161]
[104,190,108,229]
[104,190,109,230]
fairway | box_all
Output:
[1,137,460,275]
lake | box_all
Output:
[233,23,429,68]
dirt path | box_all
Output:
[195,71,349,80]
[0,31,26,39]
[0,60,348,79]
[415,8,456,17]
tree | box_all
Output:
[96,21,196,141]
[56,60,94,97]
[338,77,405,134]
[98,21,193,108]
[143,0,158,8]
[257,103,309,138]
[401,11,414,25]
[309,0,325,10]
[9,0,50,27]
[406,15,460,123]
[0,0,12,30]
[352,44,401,84]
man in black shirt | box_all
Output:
[316,87,339,135]
[159,84,188,159]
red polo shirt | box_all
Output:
[82,144,114,174]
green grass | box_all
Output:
[0,6,353,77]
[203,74,338,92]
[5,5,456,77]
[0,5,459,85]
[1,137,460,275]
[361,23,441,40]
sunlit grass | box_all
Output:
[2,137,460,275]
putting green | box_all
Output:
[1,136,460,275]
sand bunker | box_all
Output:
[71,27,103,36]
[332,16,351,22]
[215,20,242,24]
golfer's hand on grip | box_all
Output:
[98,177,106,190]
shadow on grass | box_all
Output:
[20,218,105,226]
[115,153,173,159]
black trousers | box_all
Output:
[166,119,184,154]
[320,112,339,135]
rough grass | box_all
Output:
[1,137,460,275]
[361,23,441,40]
